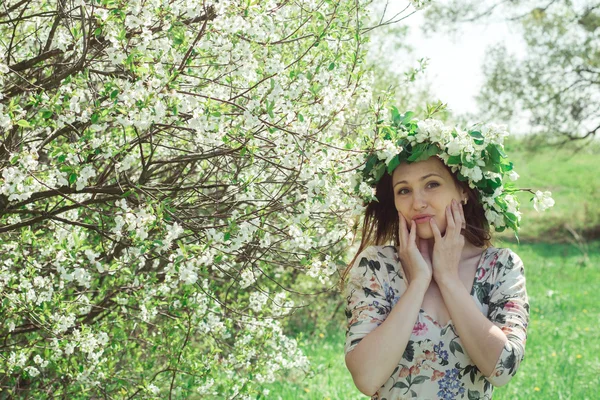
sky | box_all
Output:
[395,5,528,118]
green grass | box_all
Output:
[264,241,600,399]
[498,139,600,242]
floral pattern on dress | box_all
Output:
[344,245,529,400]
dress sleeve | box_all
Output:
[344,247,392,355]
[485,248,530,387]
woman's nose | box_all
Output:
[412,192,427,210]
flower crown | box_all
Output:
[353,107,555,233]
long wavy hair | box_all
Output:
[340,159,492,286]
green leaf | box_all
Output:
[298,113,304,122]
[505,212,518,223]
[373,163,386,181]
[16,119,30,128]
[110,89,119,99]
[412,376,428,385]
[401,111,415,125]
[468,390,481,400]
[449,340,464,355]
[391,106,401,126]
[364,153,379,172]
[328,62,335,70]
[460,153,476,168]
[91,113,99,123]
[447,155,461,165]
[41,110,53,119]
[408,144,439,163]
[407,143,425,162]
[402,340,415,361]
[469,130,483,139]
[68,172,77,185]
[387,155,401,174]
[393,381,409,389]
[488,178,502,190]
[501,162,514,172]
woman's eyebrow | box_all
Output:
[393,173,444,188]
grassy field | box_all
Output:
[499,137,600,242]
[263,241,600,399]
[262,141,600,399]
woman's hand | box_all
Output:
[397,213,432,287]
[429,199,465,283]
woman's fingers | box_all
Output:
[429,217,442,242]
[445,203,456,237]
[451,199,464,237]
[408,219,416,245]
[398,213,408,247]
[417,233,429,256]
[459,200,466,230]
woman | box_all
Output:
[343,113,542,399]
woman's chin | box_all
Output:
[416,226,434,240]
[416,225,446,240]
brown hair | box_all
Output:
[340,161,492,287]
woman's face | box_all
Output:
[391,157,466,240]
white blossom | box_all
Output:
[34,355,49,368]
[460,165,483,184]
[508,170,520,181]
[240,269,256,289]
[249,291,269,312]
[409,0,433,10]
[376,140,403,165]
[533,190,555,212]
[416,119,446,144]
[358,181,376,199]
[24,366,40,377]
[179,263,198,285]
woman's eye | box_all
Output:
[397,188,409,195]
[427,181,440,189]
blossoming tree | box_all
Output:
[0,0,401,397]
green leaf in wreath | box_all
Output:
[469,130,483,139]
[401,111,415,126]
[387,155,401,174]
[373,162,386,181]
[447,155,461,165]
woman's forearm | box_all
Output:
[345,279,429,396]
[436,275,507,376]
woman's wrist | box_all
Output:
[433,270,461,289]
[409,275,431,292]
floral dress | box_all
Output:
[344,245,529,400]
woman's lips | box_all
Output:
[413,216,432,224]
